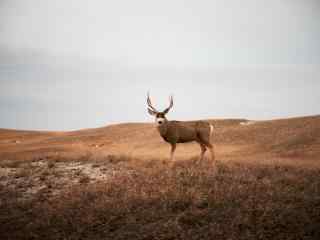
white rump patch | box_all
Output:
[210,124,214,138]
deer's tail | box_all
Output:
[209,123,214,142]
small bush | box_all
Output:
[79,175,91,184]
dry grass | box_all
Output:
[0,116,320,239]
[0,156,319,240]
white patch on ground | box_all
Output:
[0,167,16,177]
[240,121,257,126]
[0,159,130,201]
[58,161,114,181]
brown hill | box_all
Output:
[0,115,319,167]
[1,116,320,240]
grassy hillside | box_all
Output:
[1,115,319,162]
[0,115,319,239]
[1,158,320,240]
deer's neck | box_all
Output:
[157,121,169,138]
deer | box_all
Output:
[147,93,215,165]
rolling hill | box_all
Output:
[0,115,319,166]
[1,115,320,240]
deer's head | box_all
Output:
[147,93,173,125]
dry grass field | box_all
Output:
[0,115,320,239]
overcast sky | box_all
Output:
[1,0,319,130]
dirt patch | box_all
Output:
[0,159,131,201]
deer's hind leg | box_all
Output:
[198,135,215,164]
[206,143,215,163]
[198,143,207,163]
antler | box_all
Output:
[163,95,173,114]
[147,92,159,113]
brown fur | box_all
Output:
[156,118,215,163]
[158,120,211,144]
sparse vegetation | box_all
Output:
[79,174,91,184]
[47,160,56,169]
[0,116,319,239]
[0,157,319,240]
[0,159,25,168]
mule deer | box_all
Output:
[147,93,215,164]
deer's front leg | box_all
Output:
[170,143,176,162]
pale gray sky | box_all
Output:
[0,0,319,130]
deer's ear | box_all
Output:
[148,108,157,116]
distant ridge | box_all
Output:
[0,115,319,165]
